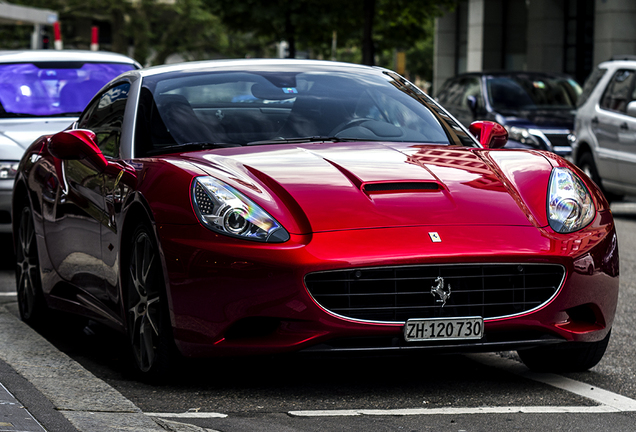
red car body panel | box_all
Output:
[12,61,619,366]
[120,144,616,357]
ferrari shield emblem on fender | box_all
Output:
[431,276,451,307]
[429,232,441,242]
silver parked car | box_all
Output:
[573,56,636,201]
[0,50,140,233]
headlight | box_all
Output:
[505,126,543,148]
[547,167,595,233]
[191,176,289,243]
[0,161,19,179]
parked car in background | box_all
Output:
[0,50,140,233]
[13,59,618,379]
[573,56,636,201]
[436,72,581,158]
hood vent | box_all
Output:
[363,182,440,193]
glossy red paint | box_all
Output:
[47,129,107,170]
[469,121,509,148]
[12,60,619,374]
[15,133,619,360]
[130,143,617,357]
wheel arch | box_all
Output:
[574,140,594,165]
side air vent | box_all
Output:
[363,182,439,193]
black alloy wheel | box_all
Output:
[125,223,177,377]
[15,205,47,324]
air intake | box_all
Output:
[363,182,439,193]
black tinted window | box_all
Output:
[577,67,607,107]
[78,82,130,158]
[599,69,636,113]
[486,75,581,113]
[134,69,475,156]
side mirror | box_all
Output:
[47,129,107,171]
[468,121,508,149]
[626,100,636,118]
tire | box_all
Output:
[15,204,47,325]
[578,152,623,203]
[124,223,179,379]
[517,330,611,373]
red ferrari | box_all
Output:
[12,59,619,378]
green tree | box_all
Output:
[210,0,456,66]
[1,0,232,66]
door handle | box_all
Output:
[620,122,629,130]
[591,117,599,125]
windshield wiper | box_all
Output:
[146,142,242,155]
[247,136,374,145]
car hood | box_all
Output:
[183,142,553,233]
[503,109,575,129]
[0,118,76,156]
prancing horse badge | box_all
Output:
[429,232,441,242]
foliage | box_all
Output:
[0,0,454,76]
[0,0,232,65]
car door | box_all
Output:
[617,78,636,189]
[595,69,636,187]
[76,82,133,314]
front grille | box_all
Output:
[305,264,565,323]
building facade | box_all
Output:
[433,0,636,94]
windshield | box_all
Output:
[0,62,135,117]
[486,75,582,113]
[135,69,475,155]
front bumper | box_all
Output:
[157,214,618,358]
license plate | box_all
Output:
[404,317,484,342]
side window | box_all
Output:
[461,77,482,111]
[439,79,464,107]
[599,69,636,113]
[577,67,607,107]
[77,82,131,158]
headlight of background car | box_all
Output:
[191,176,290,243]
[505,126,543,148]
[547,167,595,233]
[0,161,19,179]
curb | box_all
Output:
[0,303,170,432]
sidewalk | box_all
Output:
[0,295,209,432]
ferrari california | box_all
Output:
[12,59,619,378]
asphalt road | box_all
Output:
[1,202,636,431]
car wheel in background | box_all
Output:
[15,205,48,324]
[579,152,623,203]
[517,330,611,372]
[124,222,179,379]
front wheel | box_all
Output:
[517,330,611,373]
[15,204,47,324]
[124,223,179,379]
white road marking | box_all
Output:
[288,406,619,417]
[288,353,636,417]
[0,292,16,296]
[146,412,228,419]
[468,353,636,412]
[144,353,636,419]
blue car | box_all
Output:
[435,72,582,159]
